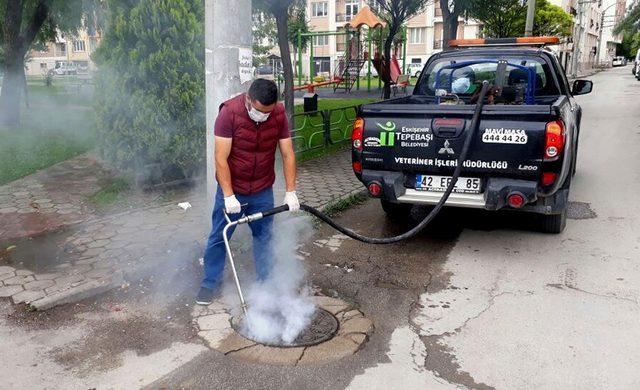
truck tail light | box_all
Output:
[507,192,526,208]
[368,182,382,197]
[352,161,362,173]
[541,172,557,186]
[352,118,365,152]
[544,120,565,161]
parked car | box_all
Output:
[612,56,626,67]
[351,37,593,234]
[407,63,423,78]
[49,61,77,75]
[633,50,640,75]
[256,65,274,76]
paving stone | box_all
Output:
[198,328,235,349]
[12,289,45,304]
[54,274,85,286]
[315,296,351,315]
[215,332,257,354]
[35,273,60,280]
[338,317,374,335]
[298,336,360,364]
[339,309,364,321]
[0,266,16,274]
[197,313,231,331]
[32,272,123,310]
[0,285,24,297]
[24,280,55,291]
[4,275,35,285]
[344,333,368,345]
[228,344,305,365]
[15,269,34,276]
[84,268,115,279]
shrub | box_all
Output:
[93,0,205,184]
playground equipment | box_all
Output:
[296,6,401,94]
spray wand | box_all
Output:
[223,82,491,313]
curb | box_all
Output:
[30,271,124,311]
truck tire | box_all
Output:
[540,208,567,234]
[381,199,413,222]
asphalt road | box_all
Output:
[1,66,639,389]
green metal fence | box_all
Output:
[290,105,360,157]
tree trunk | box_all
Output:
[0,1,25,127]
[382,25,398,100]
[274,10,294,120]
[440,0,460,50]
[0,52,25,128]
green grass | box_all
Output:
[293,98,376,162]
[87,177,132,206]
[322,191,369,218]
[0,85,96,185]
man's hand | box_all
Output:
[224,195,242,214]
[283,191,300,212]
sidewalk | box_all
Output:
[0,149,364,310]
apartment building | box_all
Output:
[25,28,101,77]
[549,0,603,75]
[303,0,481,78]
[597,0,626,64]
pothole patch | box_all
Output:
[567,201,597,220]
[192,295,373,365]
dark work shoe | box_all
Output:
[196,287,215,305]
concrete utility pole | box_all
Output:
[525,0,536,37]
[205,0,252,207]
[570,1,585,78]
[596,4,617,66]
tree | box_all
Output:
[614,2,640,36]
[252,10,277,68]
[371,0,431,99]
[252,3,309,76]
[468,0,525,38]
[468,0,572,38]
[287,3,310,78]
[93,0,205,184]
[617,32,640,58]
[254,0,297,119]
[531,1,572,37]
[0,0,101,127]
[440,0,471,48]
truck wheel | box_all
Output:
[381,200,413,222]
[539,208,567,234]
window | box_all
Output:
[417,57,560,98]
[346,0,359,19]
[411,58,422,64]
[40,63,47,69]
[408,27,426,44]
[312,35,329,46]
[73,40,85,52]
[312,57,331,76]
[312,2,328,17]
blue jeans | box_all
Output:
[201,186,275,291]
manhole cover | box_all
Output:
[231,308,339,348]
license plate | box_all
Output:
[415,175,482,194]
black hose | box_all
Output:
[298,81,491,244]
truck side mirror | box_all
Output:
[572,80,593,95]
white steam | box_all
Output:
[240,214,316,345]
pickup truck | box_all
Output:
[351,37,594,233]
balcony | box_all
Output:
[336,13,356,23]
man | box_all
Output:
[197,79,299,305]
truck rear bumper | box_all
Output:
[361,170,568,215]
[398,189,486,209]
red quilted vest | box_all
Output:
[220,93,285,195]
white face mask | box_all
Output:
[247,101,271,123]
[452,77,471,94]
